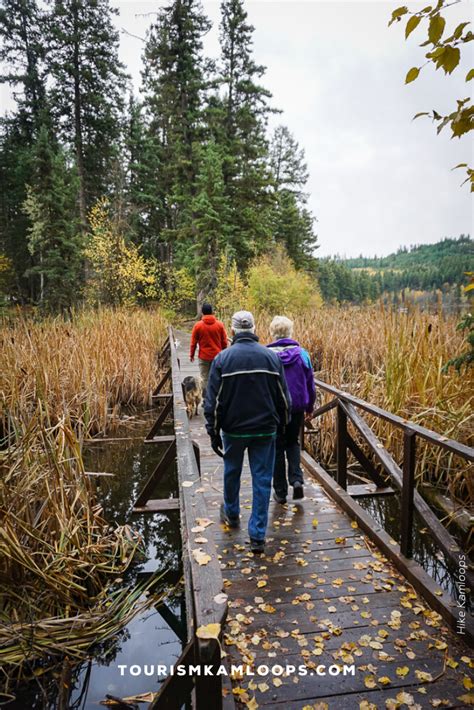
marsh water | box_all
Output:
[10,411,186,710]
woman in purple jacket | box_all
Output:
[267,316,316,502]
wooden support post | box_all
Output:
[153,367,171,396]
[134,440,176,507]
[400,430,416,558]
[336,402,347,490]
[195,640,222,710]
[145,397,173,440]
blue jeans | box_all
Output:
[222,434,276,542]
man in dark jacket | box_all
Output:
[204,310,291,554]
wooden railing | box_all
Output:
[301,378,473,641]
[148,328,227,709]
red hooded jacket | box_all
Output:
[190,315,228,361]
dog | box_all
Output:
[182,376,202,418]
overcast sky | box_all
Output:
[112,0,473,258]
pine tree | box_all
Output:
[23,122,83,310]
[269,125,318,268]
[141,0,211,256]
[190,140,232,301]
[218,0,275,265]
[46,0,126,228]
[0,0,47,299]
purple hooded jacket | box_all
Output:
[267,338,316,414]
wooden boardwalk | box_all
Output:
[171,330,473,709]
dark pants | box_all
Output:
[222,434,276,542]
[273,411,304,498]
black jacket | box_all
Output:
[204,332,292,436]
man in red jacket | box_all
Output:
[190,303,228,400]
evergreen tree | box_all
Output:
[269,125,318,268]
[0,0,47,298]
[23,122,83,310]
[190,140,231,300]
[46,0,126,228]
[141,0,211,257]
[218,0,275,265]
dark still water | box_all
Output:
[9,412,186,710]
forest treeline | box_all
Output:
[0,0,318,312]
[0,0,471,313]
[322,235,474,301]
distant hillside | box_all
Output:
[341,236,473,273]
[317,236,473,303]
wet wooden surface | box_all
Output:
[174,330,473,709]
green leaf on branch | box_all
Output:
[405,66,420,84]
[466,69,474,82]
[405,15,421,39]
[438,45,460,74]
[389,6,408,26]
[453,22,470,40]
[428,14,446,44]
[452,163,468,170]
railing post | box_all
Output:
[336,401,347,490]
[400,430,416,558]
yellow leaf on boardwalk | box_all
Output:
[196,623,221,640]
[396,666,409,677]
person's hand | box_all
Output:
[190,356,194,362]
[210,433,224,457]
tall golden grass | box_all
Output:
[256,305,473,504]
[1,307,168,437]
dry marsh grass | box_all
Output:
[256,305,473,504]
[1,307,168,437]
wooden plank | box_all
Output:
[132,498,180,513]
[134,440,176,507]
[346,431,387,487]
[336,402,347,490]
[341,401,473,588]
[348,483,394,497]
[315,377,474,461]
[400,430,416,558]
[144,434,176,445]
[151,392,173,401]
[311,397,338,418]
[301,450,474,645]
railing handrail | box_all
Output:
[314,378,474,462]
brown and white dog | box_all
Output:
[182,376,202,418]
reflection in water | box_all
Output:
[10,413,186,710]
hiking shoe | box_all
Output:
[293,483,304,500]
[250,538,265,554]
[220,503,239,528]
[273,491,287,504]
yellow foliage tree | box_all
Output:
[247,246,322,314]
[144,258,196,313]
[214,253,248,323]
[84,199,152,306]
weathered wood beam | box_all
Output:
[315,378,474,461]
[134,440,176,508]
[132,498,180,513]
[340,400,474,588]
[346,431,387,488]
